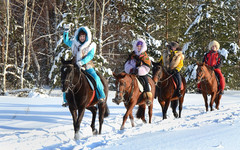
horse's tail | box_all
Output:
[104,104,110,118]
[136,105,145,119]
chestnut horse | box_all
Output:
[112,72,155,130]
[61,58,109,140]
[196,62,222,111]
[152,62,186,119]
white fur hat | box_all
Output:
[208,40,220,50]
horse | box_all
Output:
[112,72,155,130]
[61,58,109,140]
[196,62,222,111]
[152,62,186,119]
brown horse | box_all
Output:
[112,72,155,130]
[61,58,109,140]
[152,62,186,119]
[196,62,222,111]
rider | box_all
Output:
[124,38,152,104]
[62,26,105,106]
[197,40,225,95]
[158,41,184,97]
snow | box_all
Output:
[1,90,240,150]
[218,48,229,59]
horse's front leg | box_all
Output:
[129,111,135,127]
[87,106,98,135]
[121,102,136,130]
[171,100,179,118]
[74,107,85,140]
[162,99,171,119]
[202,93,208,111]
[158,99,165,119]
[210,93,217,111]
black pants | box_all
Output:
[173,72,181,90]
[139,75,150,92]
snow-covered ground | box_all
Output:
[0,90,240,150]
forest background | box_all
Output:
[0,0,239,94]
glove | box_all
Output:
[130,68,137,75]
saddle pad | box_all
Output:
[136,77,151,92]
[85,75,95,90]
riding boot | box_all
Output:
[174,89,182,98]
[144,92,152,106]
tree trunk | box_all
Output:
[93,0,96,39]
[2,0,10,93]
[21,0,28,89]
[165,0,169,41]
[46,2,53,64]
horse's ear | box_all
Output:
[203,62,205,66]
[196,61,200,65]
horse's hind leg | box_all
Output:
[210,93,217,111]
[178,96,184,118]
[88,106,98,135]
[136,104,146,123]
[171,100,178,118]
[215,94,222,110]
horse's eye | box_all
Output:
[64,68,67,72]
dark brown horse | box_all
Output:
[196,62,222,111]
[152,62,186,119]
[61,58,109,140]
[112,72,155,130]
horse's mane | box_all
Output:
[197,62,214,72]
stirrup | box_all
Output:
[219,90,224,95]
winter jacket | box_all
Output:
[159,50,184,72]
[63,26,96,69]
[202,50,222,69]
[124,38,151,76]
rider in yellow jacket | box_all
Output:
[158,41,184,97]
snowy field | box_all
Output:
[0,90,240,150]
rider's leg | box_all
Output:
[214,69,225,94]
[62,92,68,107]
[139,75,152,106]
[86,68,106,102]
[173,72,182,97]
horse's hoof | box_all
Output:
[74,133,80,140]
[93,129,98,135]
[174,113,178,118]
[120,126,124,130]
[112,99,122,105]
[142,119,147,123]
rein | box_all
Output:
[155,66,175,88]
[118,75,135,103]
[63,64,83,109]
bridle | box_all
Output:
[116,76,135,103]
[154,66,175,88]
[62,64,82,94]
[196,65,214,83]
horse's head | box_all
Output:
[112,72,132,104]
[152,62,164,83]
[61,57,80,92]
[196,62,208,83]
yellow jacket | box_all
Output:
[159,50,184,72]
